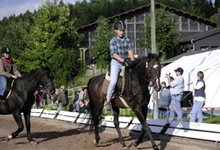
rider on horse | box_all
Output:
[104,20,134,111]
[0,47,22,100]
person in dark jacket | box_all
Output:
[78,99,86,114]
[190,71,206,123]
[57,85,68,110]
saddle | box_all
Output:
[102,66,126,95]
[2,79,14,100]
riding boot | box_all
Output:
[104,99,112,111]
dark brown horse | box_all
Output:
[88,53,162,150]
[0,66,55,144]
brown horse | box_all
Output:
[88,53,162,150]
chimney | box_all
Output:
[218,14,220,28]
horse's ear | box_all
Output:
[158,52,163,59]
[148,53,152,59]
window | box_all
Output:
[200,24,206,31]
[190,23,198,31]
[182,24,188,31]
[208,26,213,30]
[136,14,144,22]
[201,46,208,51]
[127,16,134,23]
[127,24,134,39]
[136,24,143,38]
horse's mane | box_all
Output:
[130,53,159,69]
[16,66,51,81]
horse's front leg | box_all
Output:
[112,104,127,148]
[24,110,37,145]
[133,108,159,150]
[133,104,148,147]
[6,111,24,141]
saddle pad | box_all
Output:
[102,79,110,94]
[102,66,126,95]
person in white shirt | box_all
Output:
[190,71,206,123]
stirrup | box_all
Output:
[104,101,112,111]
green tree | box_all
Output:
[210,7,220,22]
[138,7,181,60]
[20,0,83,86]
[0,20,30,70]
[90,16,115,74]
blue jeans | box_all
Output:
[57,103,63,110]
[0,76,7,96]
[159,108,169,118]
[190,100,205,123]
[106,59,124,100]
[35,102,40,109]
[169,95,183,124]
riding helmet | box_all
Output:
[1,47,10,54]
[114,20,126,30]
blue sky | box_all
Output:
[0,0,216,21]
[0,0,79,20]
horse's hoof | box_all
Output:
[132,141,138,147]
[93,139,98,146]
[153,145,159,150]
[6,134,12,142]
[122,146,128,149]
[30,141,38,145]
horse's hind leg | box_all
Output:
[112,104,127,148]
[6,112,24,141]
[93,108,101,145]
[24,111,37,145]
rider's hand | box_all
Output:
[17,74,22,77]
[11,75,17,79]
[123,59,132,68]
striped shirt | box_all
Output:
[109,35,132,59]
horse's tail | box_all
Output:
[87,77,95,133]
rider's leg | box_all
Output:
[105,59,123,110]
[0,76,7,98]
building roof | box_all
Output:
[161,48,220,65]
[181,27,220,43]
[77,2,217,30]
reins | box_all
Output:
[125,58,160,102]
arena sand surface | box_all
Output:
[0,115,216,150]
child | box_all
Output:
[104,20,134,111]
[78,99,86,114]
[190,71,206,123]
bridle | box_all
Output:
[126,59,161,102]
[26,70,54,94]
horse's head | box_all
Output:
[38,65,55,95]
[145,53,162,92]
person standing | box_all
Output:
[104,20,134,111]
[166,67,185,124]
[158,82,170,118]
[0,47,22,100]
[190,71,206,123]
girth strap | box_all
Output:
[6,79,15,99]
[119,96,129,108]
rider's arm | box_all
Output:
[128,50,134,61]
[112,53,124,62]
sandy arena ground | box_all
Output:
[0,115,218,150]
